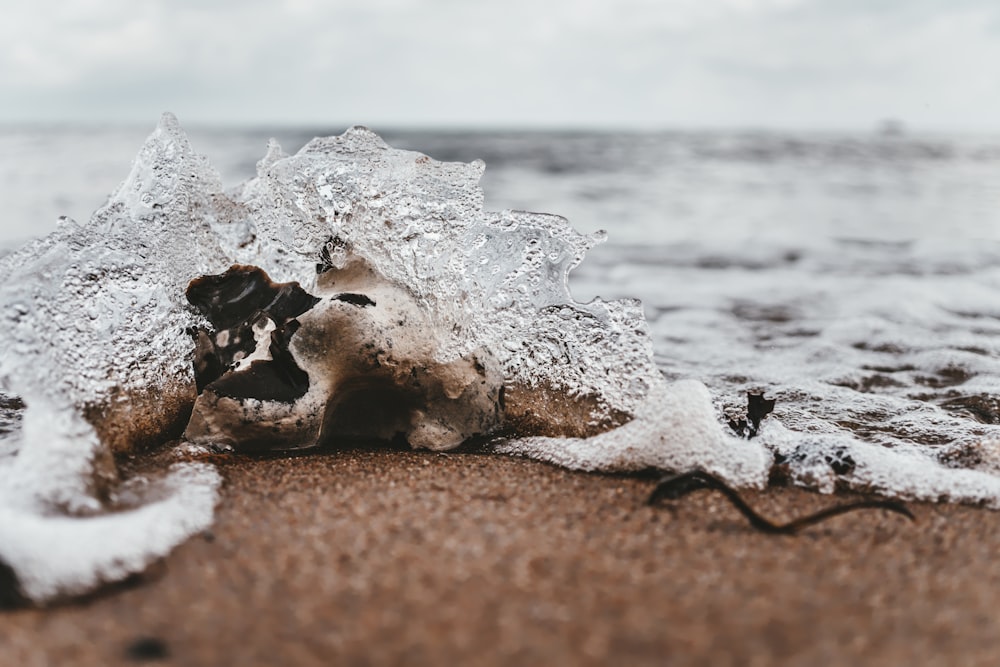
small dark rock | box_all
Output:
[747,392,776,434]
[728,390,776,439]
[824,448,857,476]
[126,637,170,662]
[0,558,26,609]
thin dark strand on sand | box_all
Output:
[648,469,915,534]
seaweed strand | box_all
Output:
[648,470,914,534]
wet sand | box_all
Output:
[3,448,1000,666]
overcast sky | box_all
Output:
[2,0,999,130]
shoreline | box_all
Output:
[3,448,999,665]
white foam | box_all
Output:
[495,379,771,487]
[0,463,219,602]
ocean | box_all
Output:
[2,125,998,452]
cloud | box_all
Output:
[1,0,998,129]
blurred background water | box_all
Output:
[1,126,999,449]
[3,127,1000,245]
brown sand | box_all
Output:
[3,448,1000,666]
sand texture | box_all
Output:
[2,448,999,666]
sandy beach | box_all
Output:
[2,447,998,666]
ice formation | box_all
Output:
[0,113,996,604]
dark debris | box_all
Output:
[648,470,914,535]
[125,637,170,662]
[727,390,776,439]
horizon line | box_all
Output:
[1,116,998,137]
